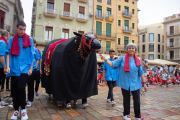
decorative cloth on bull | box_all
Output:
[44,39,68,75]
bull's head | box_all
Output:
[74,31,101,60]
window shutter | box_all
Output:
[106,23,111,37]
[97,5,102,10]
[47,0,54,3]
[64,3,70,12]
[124,20,129,26]
[46,26,53,31]
[96,22,102,35]
[63,29,69,33]
[107,8,111,11]
[124,37,129,41]
[79,6,85,14]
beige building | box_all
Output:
[138,23,164,60]
[0,0,24,36]
[163,13,180,64]
[93,0,139,55]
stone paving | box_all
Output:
[0,85,180,120]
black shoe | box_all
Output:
[0,89,4,92]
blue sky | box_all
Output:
[20,0,180,35]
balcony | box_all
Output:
[76,14,88,23]
[167,55,180,60]
[117,45,127,51]
[122,26,132,33]
[122,11,132,18]
[95,13,104,20]
[167,29,180,37]
[98,47,111,53]
[105,15,114,22]
[95,31,117,38]
[0,24,11,32]
[97,0,102,3]
[59,11,74,21]
[78,0,88,3]
[44,8,57,18]
[163,13,180,22]
[33,0,37,6]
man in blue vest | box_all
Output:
[6,21,34,120]
[102,49,118,106]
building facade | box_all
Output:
[31,0,94,51]
[93,0,139,55]
[0,0,24,36]
[163,13,180,63]
[138,23,164,60]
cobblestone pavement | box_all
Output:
[0,85,180,120]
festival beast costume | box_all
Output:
[41,32,101,101]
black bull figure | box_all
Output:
[41,32,101,101]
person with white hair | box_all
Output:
[100,43,147,120]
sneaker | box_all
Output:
[82,103,88,109]
[0,105,5,108]
[66,103,71,109]
[57,101,62,106]
[0,101,8,106]
[123,115,131,120]
[164,85,166,87]
[10,111,19,120]
[35,92,39,99]
[74,100,78,105]
[21,109,28,120]
[26,101,31,107]
[6,89,10,91]
[9,102,13,108]
[111,101,116,106]
[107,99,111,103]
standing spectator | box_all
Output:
[169,65,174,74]
[100,43,147,120]
[141,54,148,82]
[152,65,157,72]
[164,64,168,71]
[6,21,34,120]
[102,49,118,106]
[0,30,9,108]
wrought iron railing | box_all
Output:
[76,14,88,20]
[122,11,132,17]
[95,31,117,38]
[59,11,74,18]
[44,8,57,15]
[122,26,132,32]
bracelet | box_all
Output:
[105,59,107,62]
[143,82,147,84]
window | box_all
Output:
[96,5,102,17]
[158,34,160,42]
[124,6,129,13]
[97,0,102,3]
[78,6,85,19]
[162,55,164,59]
[118,5,121,11]
[149,54,154,60]
[142,34,145,42]
[0,10,5,29]
[142,44,145,52]
[64,3,70,12]
[132,1,135,4]
[162,35,164,43]
[124,37,129,49]
[158,55,160,59]
[149,43,154,52]
[106,8,111,17]
[78,31,84,35]
[162,45,164,53]
[107,0,111,5]
[118,38,121,45]
[132,23,135,29]
[106,41,111,53]
[149,33,154,41]
[138,36,139,43]
[62,29,69,39]
[158,44,160,52]
[132,9,134,14]
[47,0,54,10]
[118,20,121,26]
[170,38,174,47]
[96,21,102,36]
[138,46,139,53]
[45,27,53,40]
[125,0,129,2]
[132,40,134,43]
[124,20,129,31]
[170,26,174,35]
[106,23,111,37]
